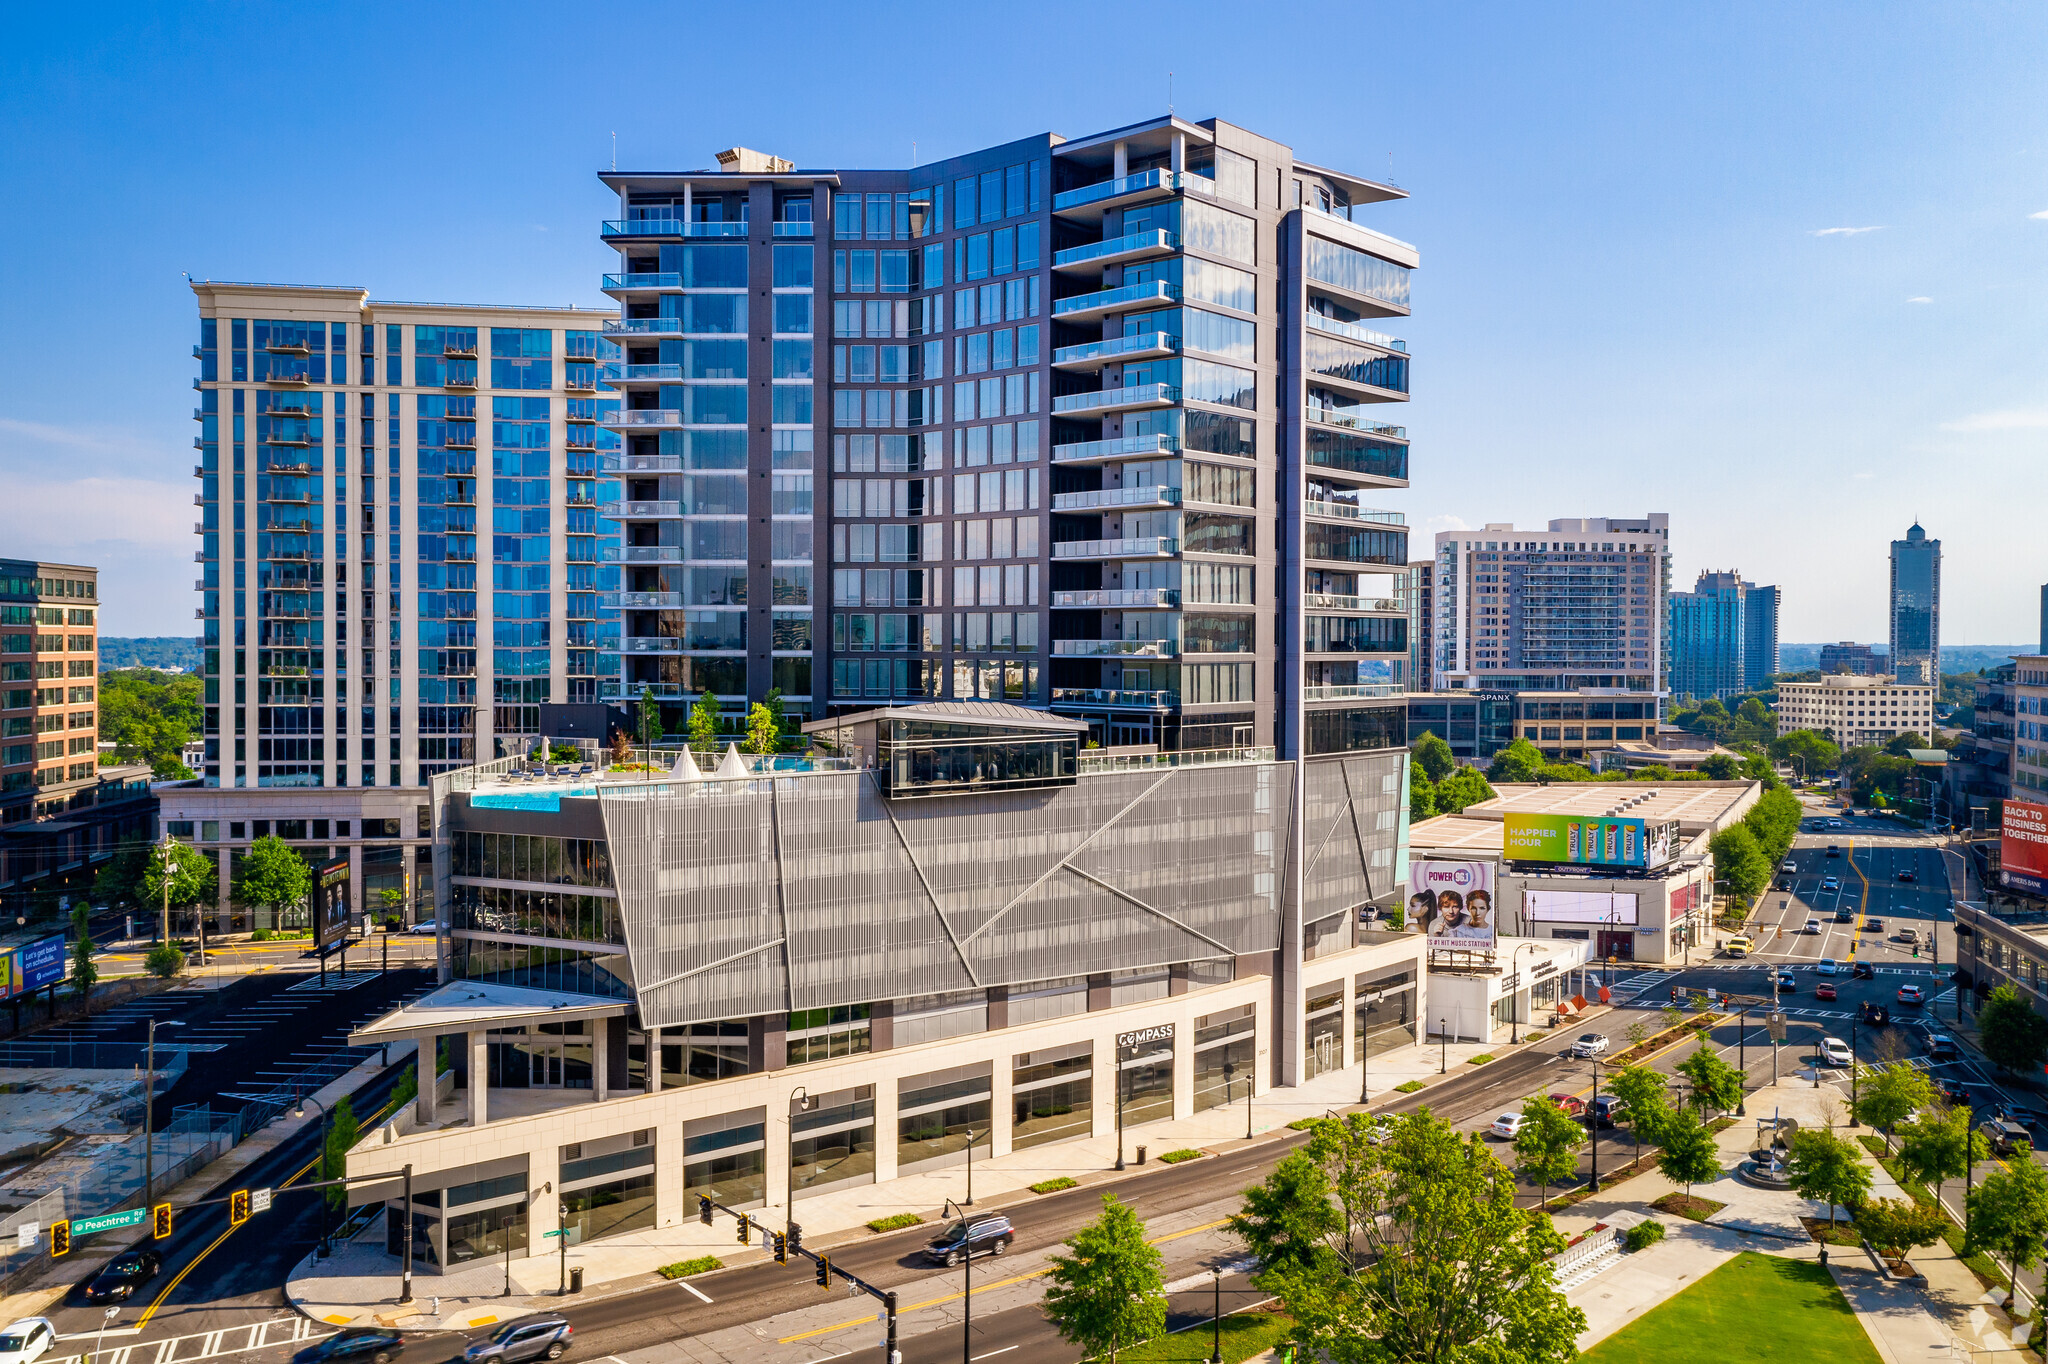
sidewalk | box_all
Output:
[0,1052,391,1325]
[285,1013,1612,1329]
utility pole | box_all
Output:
[157,831,173,947]
[143,1019,156,1204]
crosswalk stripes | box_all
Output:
[49,1315,332,1364]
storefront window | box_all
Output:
[1192,1005,1254,1112]
[1355,967,1417,1062]
[1012,1043,1092,1150]
[897,1065,993,1171]
[683,1110,767,1210]
[1116,1030,1175,1126]
[791,1085,876,1197]
[1304,986,1345,1079]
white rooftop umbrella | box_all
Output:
[715,743,749,778]
[669,746,704,780]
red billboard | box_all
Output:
[2002,800,2048,897]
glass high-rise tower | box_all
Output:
[1890,522,1941,684]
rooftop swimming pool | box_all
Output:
[470,787,598,812]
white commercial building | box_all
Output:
[1775,674,1936,749]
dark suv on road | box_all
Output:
[924,1214,1014,1266]
[462,1315,572,1364]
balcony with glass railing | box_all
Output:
[605,410,683,428]
[772,220,814,238]
[1052,280,1179,321]
[613,637,685,654]
[601,591,684,610]
[1052,168,1216,216]
[1052,433,1180,465]
[1052,228,1179,272]
[1305,403,1407,437]
[600,363,684,383]
[1051,687,1180,709]
[1051,331,1177,371]
[603,318,687,337]
[1303,501,1405,525]
[1051,639,1177,658]
[599,680,689,702]
[601,219,749,239]
[1052,537,1178,560]
[1051,485,1180,513]
[1051,587,1180,608]
[601,545,683,562]
[601,273,682,293]
[1051,382,1177,416]
[1303,592,1401,613]
[598,500,682,519]
[1305,311,1407,352]
[1302,683,1405,701]
[602,452,685,473]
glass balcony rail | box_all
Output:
[1051,587,1181,608]
[1052,167,1215,212]
[265,431,312,447]
[443,342,479,358]
[598,500,682,518]
[443,489,477,505]
[262,460,314,475]
[1051,687,1180,708]
[601,545,684,562]
[600,363,684,383]
[1052,536,1178,559]
[264,370,313,385]
[1303,500,1405,525]
[772,220,815,238]
[268,402,314,418]
[615,637,685,653]
[599,681,690,701]
[1051,332,1178,369]
[444,431,478,449]
[601,273,682,291]
[603,317,687,337]
[601,219,749,237]
[1303,200,1419,256]
[263,487,313,504]
[1051,486,1180,512]
[193,549,214,563]
[443,373,478,389]
[1306,311,1407,351]
[263,518,316,535]
[1304,592,1401,612]
[1052,228,1178,269]
[1052,433,1180,464]
[565,493,599,508]
[1078,744,1276,775]
[601,591,684,610]
[564,432,598,450]
[192,493,205,507]
[1306,404,1406,437]
[1302,683,1406,700]
[563,373,599,392]
[264,340,311,355]
[1051,382,1178,416]
[1051,638,1177,657]
[602,452,685,473]
[1053,280,1180,319]
[606,410,684,427]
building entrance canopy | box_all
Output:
[349,980,631,1047]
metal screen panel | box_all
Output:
[1301,753,1404,923]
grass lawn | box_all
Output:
[1581,1252,1881,1364]
[1115,1310,1294,1363]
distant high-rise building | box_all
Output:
[1667,571,1747,701]
[1890,522,1941,683]
[1431,516,1670,696]
[1404,559,1433,692]
[1819,641,1883,676]
[1744,582,1779,688]
[2039,584,2047,656]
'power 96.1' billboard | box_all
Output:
[2003,800,2048,897]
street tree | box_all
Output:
[1708,824,1771,903]
[1977,984,2048,1075]
[1434,767,1497,814]
[1897,1105,1988,1219]
[1514,1096,1587,1207]
[1412,730,1455,782]
[1409,765,1437,823]
[1656,1107,1723,1203]
[321,1094,360,1210]
[1232,1113,1384,1276]
[1608,1064,1673,1153]
[1769,729,1840,782]
[69,903,97,1004]
[1855,1196,1948,1261]
[1043,1195,1167,1363]
[1701,753,1740,780]
[140,839,213,941]
[1486,737,1545,784]
[1785,1127,1872,1231]
[232,836,312,928]
[143,945,185,979]
[636,687,663,750]
[1966,1160,2048,1310]
[742,702,780,756]
[688,688,720,755]
[1853,1064,1936,1145]
[1676,1043,1746,1116]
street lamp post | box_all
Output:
[141,1019,185,1204]
[1588,1060,1602,1193]
[1115,1048,1127,1171]
[1359,996,1372,1106]
[943,1197,975,1364]
[1736,1006,1748,1117]
[1439,1017,1448,1074]
[962,1128,981,1208]
[1509,943,1538,1045]
[1209,1268,1224,1364]
[294,1094,331,1256]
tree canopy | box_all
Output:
[1412,731,1455,783]
[1785,1127,1871,1228]
[1043,1195,1167,1362]
[1977,983,2048,1075]
[1486,738,1546,784]
[1966,1159,2048,1303]
[232,836,312,914]
[1709,824,1771,903]
[98,668,202,778]
[1769,729,1841,781]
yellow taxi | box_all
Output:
[1723,936,1753,958]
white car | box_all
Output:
[1489,1113,1527,1140]
[0,1319,57,1364]
[1820,1037,1854,1067]
[1781,861,1798,874]
[1815,959,1839,976]
[1570,1033,1610,1059]
[1804,918,1823,934]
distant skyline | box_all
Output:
[3,3,2047,638]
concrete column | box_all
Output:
[765,1096,793,1217]
[872,1080,898,1185]
[529,1145,560,1252]
[1171,1026,1194,1122]
[647,1027,662,1093]
[593,1020,610,1102]
[1170,132,1185,175]
[1112,141,1127,180]
[988,1051,1014,1160]
[416,1036,438,1125]
[468,1031,488,1126]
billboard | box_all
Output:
[1410,860,1497,953]
[1502,813,1678,870]
[2003,799,2048,898]
[312,856,352,951]
[1524,889,1641,926]
[17,935,64,992]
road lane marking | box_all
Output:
[777,1314,877,1344]
[676,1279,712,1304]
[971,1349,1019,1360]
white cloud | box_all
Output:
[1852,471,1876,479]
[1809,226,1885,237]
[2030,209,2048,220]
[1906,296,1933,304]
[1939,407,2048,433]
[0,417,158,458]
[1423,515,1471,533]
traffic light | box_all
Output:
[152,1203,173,1240]
[229,1190,251,1226]
[48,1221,69,1258]
[772,1231,787,1265]
[736,1218,750,1246]
[698,1196,713,1227]
[815,1254,830,1289]
[787,1221,802,1255]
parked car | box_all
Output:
[297,1330,407,1364]
[1588,1094,1627,1128]
[1861,1001,1890,1025]
[1775,971,1798,992]
[1815,983,1838,1001]
[1547,1093,1586,1117]
[925,1214,1014,1266]
[83,1249,161,1302]
[1898,869,1917,883]
[1927,1034,1959,1059]
[1898,984,1927,1006]
[0,1319,57,1364]
[1489,1113,1528,1140]
[460,1317,571,1364]
[1804,917,1823,934]
[1570,1033,1610,1059]
[1852,961,1875,980]
[1816,959,1840,976]
[1820,1037,1854,1067]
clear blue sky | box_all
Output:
[4,2,2045,643]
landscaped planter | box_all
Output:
[1863,1239,1928,1287]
